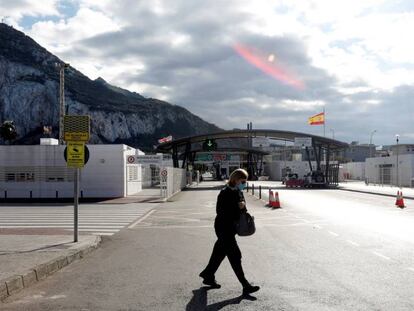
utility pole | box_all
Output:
[396,134,400,188]
[369,130,377,158]
[57,63,70,145]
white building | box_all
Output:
[0,143,143,199]
[365,154,414,187]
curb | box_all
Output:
[0,236,101,302]
[338,187,414,200]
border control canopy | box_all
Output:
[156,129,348,187]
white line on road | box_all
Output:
[0,225,125,228]
[406,267,414,272]
[372,251,391,261]
[133,225,211,229]
[328,231,339,237]
[79,229,120,232]
[128,210,156,228]
[346,240,360,247]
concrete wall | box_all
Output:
[342,162,365,180]
[264,160,342,182]
[0,144,142,198]
[264,161,317,180]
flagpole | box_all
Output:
[323,106,326,137]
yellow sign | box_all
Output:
[64,132,89,141]
[67,142,85,168]
[63,115,90,142]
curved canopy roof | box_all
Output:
[156,129,348,152]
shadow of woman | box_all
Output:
[185,286,257,311]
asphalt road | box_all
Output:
[3,181,414,310]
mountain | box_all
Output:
[0,23,221,150]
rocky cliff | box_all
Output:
[0,23,221,150]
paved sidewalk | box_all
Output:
[0,234,100,302]
[338,181,414,198]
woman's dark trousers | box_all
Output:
[202,232,249,286]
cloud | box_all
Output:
[7,0,414,144]
[0,0,60,26]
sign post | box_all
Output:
[63,115,90,243]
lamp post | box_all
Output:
[396,134,400,188]
[56,62,70,145]
[369,130,377,158]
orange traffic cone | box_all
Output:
[397,191,405,208]
[395,191,400,205]
[273,192,281,209]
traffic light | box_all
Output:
[0,121,18,141]
[203,139,217,151]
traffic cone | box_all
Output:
[397,191,405,208]
[395,191,400,205]
[268,190,274,207]
[273,192,281,209]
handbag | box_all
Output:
[235,211,256,236]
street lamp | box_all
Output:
[369,130,377,158]
[396,134,400,188]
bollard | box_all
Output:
[259,185,262,199]
[30,190,32,199]
[246,182,249,192]
[4,190,7,199]
[252,184,255,196]
[56,190,58,199]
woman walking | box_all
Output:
[199,168,260,296]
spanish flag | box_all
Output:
[308,112,325,125]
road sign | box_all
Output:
[66,142,85,168]
[203,139,217,151]
[252,137,270,147]
[127,155,163,165]
[294,137,312,147]
[63,115,90,141]
[161,169,168,177]
[64,145,89,165]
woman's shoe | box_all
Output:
[199,272,221,288]
[242,285,260,295]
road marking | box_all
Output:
[328,231,339,237]
[0,225,125,228]
[406,267,414,272]
[134,225,211,229]
[346,240,360,247]
[372,251,391,261]
[128,210,156,228]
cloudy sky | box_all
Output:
[2,0,414,145]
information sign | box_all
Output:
[294,137,312,148]
[67,142,85,168]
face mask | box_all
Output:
[237,182,246,191]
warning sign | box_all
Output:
[63,115,90,142]
[67,141,85,168]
